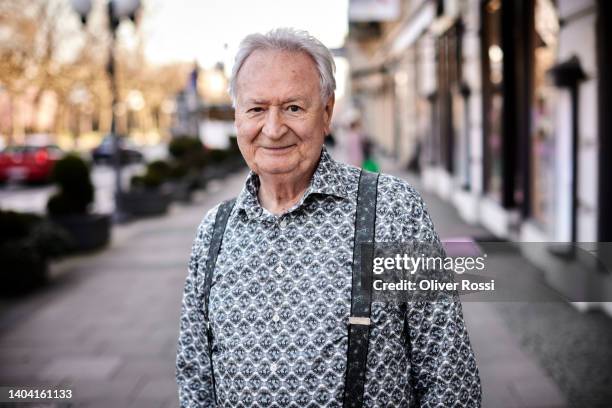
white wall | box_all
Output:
[556,0,599,242]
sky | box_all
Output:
[140,0,349,69]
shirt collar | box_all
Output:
[234,145,349,220]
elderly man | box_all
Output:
[176,28,481,407]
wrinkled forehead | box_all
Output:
[235,49,321,104]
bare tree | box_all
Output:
[0,0,196,145]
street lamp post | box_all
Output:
[70,0,141,223]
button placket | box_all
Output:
[279,218,288,228]
[277,217,288,278]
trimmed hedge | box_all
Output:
[0,210,73,296]
[47,154,94,216]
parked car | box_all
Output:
[0,145,64,183]
[91,135,144,165]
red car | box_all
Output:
[0,145,64,183]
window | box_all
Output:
[530,0,559,227]
[482,0,504,201]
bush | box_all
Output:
[0,210,40,244]
[208,149,228,163]
[169,163,189,180]
[147,160,172,179]
[0,241,47,295]
[169,136,203,160]
[47,154,94,216]
[169,136,207,169]
[130,173,164,190]
[29,220,75,257]
[130,160,171,190]
[229,135,241,155]
[0,210,73,258]
[47,193,85,215]
[0,210,73,296]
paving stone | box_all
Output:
[59,376,142,401]
[81,397,165,408]
[39,357,122,381]
[127,398,169,408]
[511,377,567,408]
[133,378,178,400]
[96,339,166,357]
[111,358,175,380]
[480,374,523,408]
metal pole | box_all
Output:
[570,85,579,245]
[107,1,127,222]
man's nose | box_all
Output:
[262,108,287,139]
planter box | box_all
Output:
[169,181,193,203]
[167,175,200,203]
[119,189,172,217]
[0,241,48,296]
[201,158,247,182]
[50,213,111,252]
[201,165,228,182]
[228,155,247,172]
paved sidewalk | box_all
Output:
[0,157,569,407]
[0,173,247,408]
[379,157,568,408]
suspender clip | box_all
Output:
[348,316,371,326]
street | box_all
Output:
[0,142,170,214]
[0,164,144,215]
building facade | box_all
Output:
[347,0,612,314]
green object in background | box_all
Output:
[362,158,380,173]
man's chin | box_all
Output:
[253,155,304,174]
[257,164,297,175]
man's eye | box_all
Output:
[248,107,264,113]
[287,105,302,112]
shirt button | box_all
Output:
[279,218,288,228]
[272,314,280,322]
[276,265,283,274]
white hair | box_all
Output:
[229,27,336,106]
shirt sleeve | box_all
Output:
[176,206,220,408]
[401,191,482,407]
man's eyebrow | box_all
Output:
[245,99,268,105]
[244,97,310,105]
[280,97,309,104]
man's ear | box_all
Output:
[323,93,335,134]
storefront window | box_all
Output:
[530,0,559,227]
[483,0,504,201]
[416,36,439,166]
[435,23,463,174]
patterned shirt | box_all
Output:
[176,146,481,407]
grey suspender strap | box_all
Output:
[344,169,379,408]
[203,198,236,405]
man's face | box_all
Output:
[234,49,334,178]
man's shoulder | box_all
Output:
[202,194,240,219]
[374,172,433,233]
[376,172,424,204]
[328,158,361,185]
[193,201,225,246]
[329,159,426,208]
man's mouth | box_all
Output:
[261,145,296,151]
